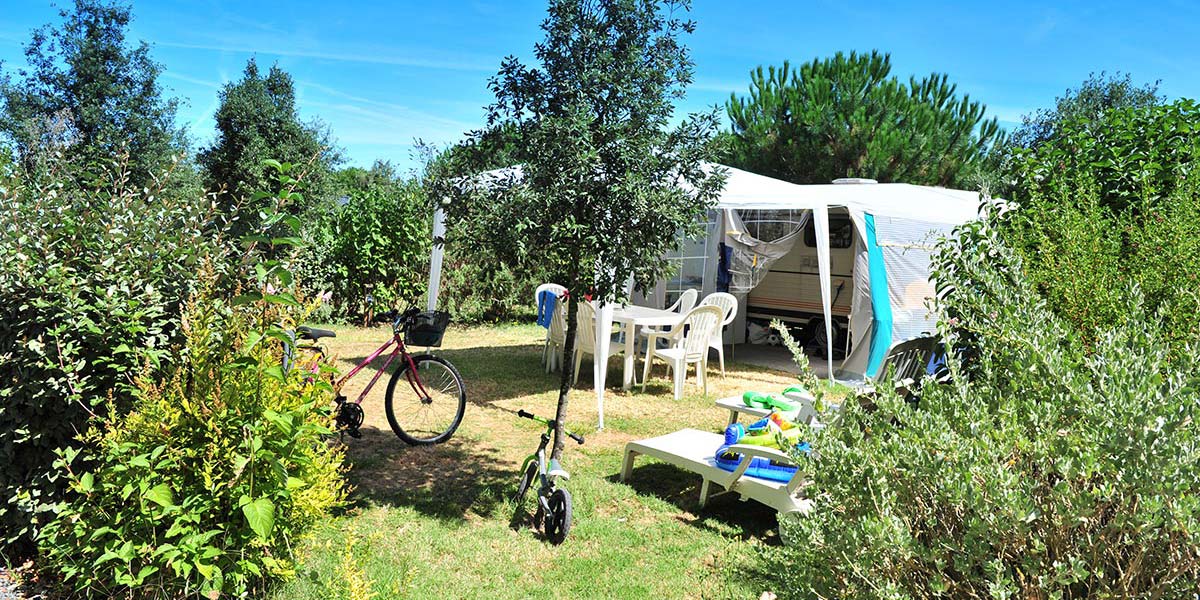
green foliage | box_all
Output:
[725,51,1003,188]
[1009,100,1200,213]
[36,161,345,597]
[769,319,819,394]
[292,163,431,322]
[0,152,222,556]
[38,285,345,598]
[421,140,546,324]
[0,0,186,187]
[1003,101,1200,360]
[776,217,1200,598]
[435,0,725,455]
[437,250,535,323]
[1010,71,1163,150]
[199,58,339,236]
[327,166,429,318]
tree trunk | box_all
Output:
[551,292,579,460]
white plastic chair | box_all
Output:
[665,288,699,313]
[572,301,625,386]
[699,292,738,377]
[640,305,724,399]
[546,299,568,373]
[638,288,700,345]
[536,283,567,367]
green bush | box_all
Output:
[0,154,222,555]
[1009,100,1200,213]
[773,217,1200,598]
[437,247,536,324]
[1002,100,1200,363]
[293,164,431,323]
[38,284,345,598]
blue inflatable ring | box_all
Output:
[713,443,809,483]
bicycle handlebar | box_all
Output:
[517,410,584,445]
[372,307,423,328]
[371,310,398,324]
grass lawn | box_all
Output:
[270,322,819,599]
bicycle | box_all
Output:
[512,409,584,545]
[286,307,467,445]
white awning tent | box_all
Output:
[427,163,987,429]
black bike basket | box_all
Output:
[405,310,450,347]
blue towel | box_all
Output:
[536,290,558,329]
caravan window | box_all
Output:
[803,215,854,249]
[665,212,718,304]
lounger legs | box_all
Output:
[623,447,713,509]
[621,448,638,481]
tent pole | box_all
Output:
[814,206,834,381]
[426,206,446,312]
[594,301,613,430]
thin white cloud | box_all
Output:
[1025,13,1059,43]
[984,105,1033,124]
[161,71,223,90]
[152,40,496,73]
[303,99,474,146]
[298,80,478,129]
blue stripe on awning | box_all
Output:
[864,214,892,377]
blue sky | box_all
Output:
[3,0,1198,173]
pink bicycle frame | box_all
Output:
[334,334,434,404]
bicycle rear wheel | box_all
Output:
[384,354,466,445]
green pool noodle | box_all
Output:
[741,391,798,412]
[736,425,803,449]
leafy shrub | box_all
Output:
[38,283,345,598]
[437,247,536,324]
[1008,100,1200,213]
[293,164,431,323]
[1002,101,1200,362]
[773,217,1200,598]
[0,153,223,555]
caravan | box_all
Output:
[430,162,990,425]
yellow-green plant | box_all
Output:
[38,277,345,598]
[37,162,346,598]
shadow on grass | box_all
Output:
[340,425,517,522]
[344,343,639,407]
[612,463,781,545]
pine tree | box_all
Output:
[725,51,1003,188]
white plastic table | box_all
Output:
[611,305,685,390]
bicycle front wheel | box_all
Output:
[384,354,466,445]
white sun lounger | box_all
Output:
[715,394,829,429]
[620,428,812,540]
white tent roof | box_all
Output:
[705,163,983,224]
[464,162,984,225]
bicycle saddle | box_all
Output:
[548,459,570,480]
[297,326,336,341]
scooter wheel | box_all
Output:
[544,488,572,545]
